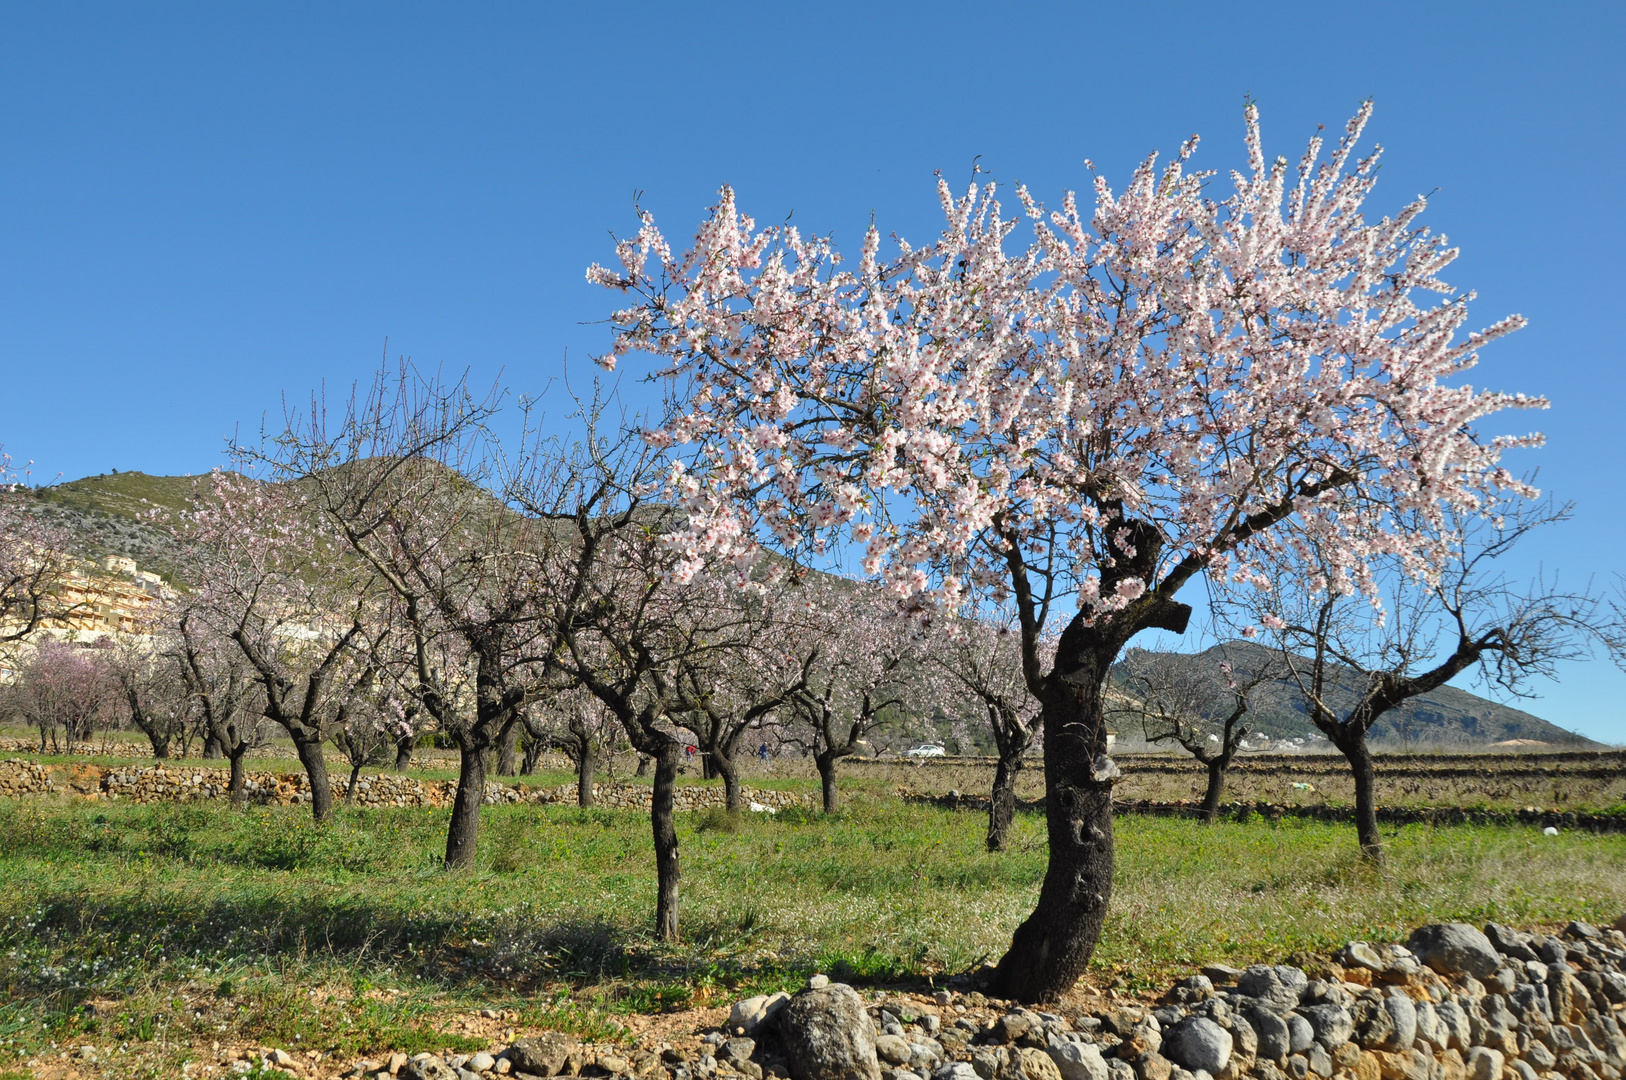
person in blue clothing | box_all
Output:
[758,743,770,763]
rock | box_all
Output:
[1286,1015,1315,1055]
[1300,1005,1354,1049]
[1163,1018,1232,1075]
[1352,1050,1381,1080]
[403,1058,459,1080]
[390,1053,411,1073]
[1509,1061,1539,1080]
[1047,1041,1110,1080]
[1382,995,1416,1052]
[506,1034,580,1077]
[720,1039,758,1067]
[468,1053,496,1073]
[1241,1005,1291,1061]
[1434,1002,1469,1051]
[597,1055,631,1075]
[1484,924,1540,962]
[996,1012,1041,1044]
[876,1036,912,1067]
[1012,1048,1064,1080]
[1464,1047,1502,1080]
[810,974,831,990]
[733,992,793,1036]
[1306,1045,1332,1078]
[1203,966,1244,986]
[780,983,881,1080]
[1407,925,1501,980]
[1565,921,1602,941]
[1238,967,1310,1015]
[1133,1054,1173,1080]
[933,1066,979,1080]
[1343,945,1386,974]
[1107,1061,1136,1080]
[1165,977,1216,1006]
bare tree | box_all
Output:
[931,615,1044,850]
[1250,502,1607,859]
[177,608,264,806]
[1111,645,1277,823]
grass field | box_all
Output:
[2,791,1624,1076]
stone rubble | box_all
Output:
[264,914,1626,1080]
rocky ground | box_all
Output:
[16,918,1626,1080]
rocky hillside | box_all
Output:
[1,471,207,583]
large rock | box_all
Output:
[1163,1017,1232,1074]
[1484,923,1540,962]
[506,1034,582,1077]
[1300,1005,1354,1049]
[1465,1048,1503,1080]
[779,983,881,1080]
[1433,1003,1469,1051]
[1381,995,1417,1052]
[1048,1040,1110,1080]
[1406,925,1501,980]
[1286,1015,1315,1055]
[1013,1047,1064,1080]
[1238,967,1310,1015]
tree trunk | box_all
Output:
[444,741,487,868]
[1341,735,1383,860]
[987,656,1114,1004]
[346,761,363,803]
[201,731,224,760]
[577,741,597,807]
[291,730,334,824]
[228,748,248,809]
[1199,757,1227,824]
[635,754,651,777]
[146,727,171,760]
[717,751,741,812]
[650,746,681,941]
[521,736,543,775]
[815,750,840,813]
[987,753,1020,852]
[495,720,519,777]
[393,734,413,772]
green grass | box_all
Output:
[1,793,1623,1072]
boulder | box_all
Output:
[875,1035,911,1066]
[1382,995,1416,1052]
[1484,924,1540,962]
[1433,1003,1469,1051]
[1047,1040,1110,1080]
[1286,1015,1315,1055]
[1406,925,1501,980]
[779,983,881,1080]
[1163,1017,1232,1075]
[934,1065,980,1080]
[1241,1005,1291,1061]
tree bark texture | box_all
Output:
[228,749,248,809]
[815,750,843,813]
[987,754,1021,852]
[577,742,597,807]
[1340,736,1383,860]
[1199,756,1229,824]
[650,745,681,940]
[988,652,1114,1003]
[717,751,741,812]
[202,732,224,760]
[494,720,519,777]
[292,731,334,824]
[394,735,413,772]
[444,741,488,868]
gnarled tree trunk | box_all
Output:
[1340,734,1382,860]
[716,749,741,812]
[445,741,488,868]
[987,754,1021,852]
[494,720,520,777]
[576,740,597,806]
[651,744,681,940]
[988,650,1114,1004]
[815,749,844,813]
[1199,753,1230,823]
[292,730,334,824]
[227,746,248,808]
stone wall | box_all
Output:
[0,758,810,812]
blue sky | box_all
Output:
[1,2,1622,739]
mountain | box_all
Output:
[1112,640,1599,749]
[2,471,209,583]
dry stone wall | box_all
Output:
[0,758,809,812]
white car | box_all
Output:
[904,744,946,758]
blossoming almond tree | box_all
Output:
[590,103,1543,1001]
